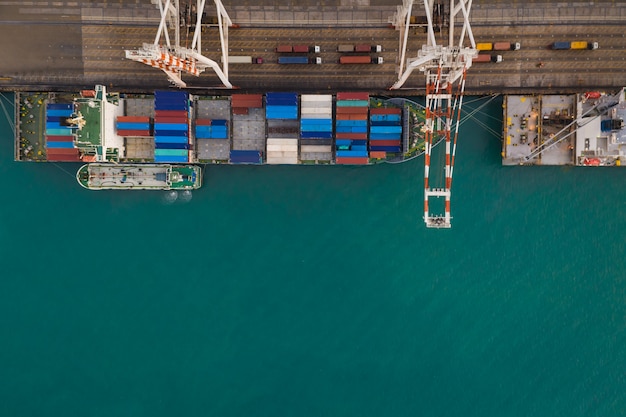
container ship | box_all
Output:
[14,85,427,189]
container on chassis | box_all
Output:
[472,54,502,63]
[477,42,521,51]
[551,41,598,50]
[339,56,383,64]
[276,45,320,53]
[226,56,263,64]
[338,44,382,52]
[278,56,322,64]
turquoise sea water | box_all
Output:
[0,93,624,416]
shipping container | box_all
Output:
[45,135,74,142]
[230,150,263,164]
[476,42,493,51]
[154,110,188,118]
[493,42,521,51]
[116,116,151,123]
[339,55,383,64]
[47,103,73,111]
[551,41,571,50]
[46,149,81,162]
[276,44,293,53]
[46,109,73,117]
[277,56,322,64]
[335,157,369,165]
[116,130,151,137]
[293,45,320,53]
[227,56,253,64]
[355,44,382,52]
[46,141,75,149]
[337,44,355,52]
[472,54,502,63]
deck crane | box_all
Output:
[125,0,233,89]
[390,0,476,228]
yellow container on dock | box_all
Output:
[570,41,588,50]
[476,43,493,51]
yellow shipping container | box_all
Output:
[476,42,493,51]
[570,41,588,50]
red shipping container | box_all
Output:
[369,151,387,158]
[336,133,368,140]
[154,110,188,118]
[336,157,369,165]
[337,92,369,101]
[46,149,81,161]
[116,116,151,123]
[276,45,292,53]
[117,130,151,137]
[336,107,368,114]
[293,45,310,53]
[46,135,75,142]
[370,107,401,115]
[154,117,188,124]
[195,119,212,126]
[232,107,249,115]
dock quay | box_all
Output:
[0,1,625,94]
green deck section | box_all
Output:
[170,166,202,189]
[17,92,49,161]
[75,99,102,147]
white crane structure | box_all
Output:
[390,0,477,228]
[125,0,233,88]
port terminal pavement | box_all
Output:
[0,1,625,94]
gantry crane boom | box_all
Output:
[390,0,476,228]
[125,0,234,88]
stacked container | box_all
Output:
[335,92,369,164]
[231,94,263,115]
[300,95,332,140]
[45,103,80,162]
[116,116,151,137]
[266,93,298,120]
[230,150,263,164]
[195,119,228,139]
[265,92,299,164]
[369,107,402,157]
[154,91,189,163]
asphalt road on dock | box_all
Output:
[0,0,625,93]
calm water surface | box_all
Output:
[0,93,624,416]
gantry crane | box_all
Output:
[390,0,476,228]
[125,0,234,88]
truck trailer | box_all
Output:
[337,44,382,53]
[476,42,521,51]
[472,54,502,63]
[226,56,263,64]
[276,44,321,53]
[277,56,322,64]
[339,56,384,64]
[551,41,598,50]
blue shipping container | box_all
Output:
[155,142,189,150]
[46,141,74,149]
[154,155,189,163]
[47,103,73,111]
[154,135,188,144]
[46,109,73,117]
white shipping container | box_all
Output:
[300,145,332,153]
[301,94,332,103]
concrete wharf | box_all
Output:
[0,1,625,94]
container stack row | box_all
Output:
[154,91,189,163]
[300,95,332,139]
[116,116,152,137]
[45,103,80,162]
[369,107,402,158]
[335,92,369,164]
[266,92,298,120]
[195,119,228,139]
[300,94,333,162]
[231,94,263,115]
[266,92,299,164]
